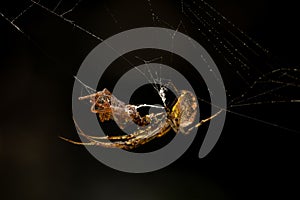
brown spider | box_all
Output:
[60,87,222,150]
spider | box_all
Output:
[60,86,222,150]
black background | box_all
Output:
[1,0,299,199]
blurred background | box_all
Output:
[0,0,299,199]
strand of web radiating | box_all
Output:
[11,1,35,23]
[229,68,289,104]
[192,10,251,71]
[182,2,260,86]
[27,0,169,100]
[134,55,180,108]
[230,82,300,107]
[196,0,272,73]
[0,5,55,61]
[60,0,84,16]
[196,96,300,134]
[0,0,104,54]
[230,100,300,108]
[182,0,282,100]
[182,1,300,107]
[53,0,63,12]
[231,85,288,106]
[142,1,179,103]
[183,3,245,63]
[62,0,169,102]
[146,0,156,24]
[191,0,278,85]
[182,0,269,58]
[180,6,253,95]
[5,0,122,67]
[178,11,227,87]
[74,76,96,97]
[33,0,172,106]
[0,0,165,105]
[0,4,68,67]
[28,1,207,98]
[149,15,199,59]
[28,0,104,41]
[184,2,250,69]
[143,9,227,90]
[104,4,122,29]
[0,12,25,34]
[142,0,178,98]
[136,59,163,94]
[199,0,270,56]
[168,20,201,67]
[229,68,300,106]
[228,107,299,134]
[232,79,300,106]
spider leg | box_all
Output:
[72,119,129,147]
[78,112,166,141]
[86,134,137,140]
[60,124,172,150]
[75,127,129,149]
[64,122,143,149]
[183,109,224,134]
[65,126,164,150]
[59,136,96,145]
[116,124,172,149]
[110,114,172,149]
[60,121,123,148]
[61,114,172,149]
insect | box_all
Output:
[60,85,223,150]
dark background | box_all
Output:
[1,0,299,199]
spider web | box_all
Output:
[1,0,299,134]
